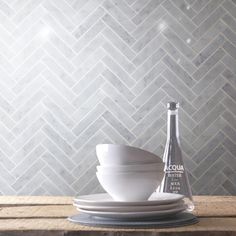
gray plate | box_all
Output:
[68,212,198,228]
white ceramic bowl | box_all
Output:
[96,171,164,201]
[96,144,163,166]
[97,163,164,174]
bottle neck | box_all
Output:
[167,110,179,140]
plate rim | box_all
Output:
[74,192,184,206]
[74,200,185,212]
[68,212,198,228]
[77,205,188,218]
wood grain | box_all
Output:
[0,218,235,232]
[0,196,235,236]
[0,205,77,218]
[193,196,236,217]
[0,196,73,206]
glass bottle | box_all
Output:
[159,102,194,211]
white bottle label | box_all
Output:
[165,164,184,172]
[164,165,184,193]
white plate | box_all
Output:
[78,205,187,219]
[74,200,185,212]
[74,192,184,207]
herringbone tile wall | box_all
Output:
[0,0,235,196]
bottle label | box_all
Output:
[164,165,184,193]
[165,164,184,172]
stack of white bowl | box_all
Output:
[96,144,165,202]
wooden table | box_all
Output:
[0,196,235,236]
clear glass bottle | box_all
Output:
[159,102,194,211]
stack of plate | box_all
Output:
[73,192,187,220]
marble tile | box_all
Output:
[102,13,135,45]
[132,0,164,25]
[163,55,195,87]
[162,0,196,32]
[192,61,225,93]
[162,28,196,60]
[0,0,235,195]
[192,48,225,80]
[192,0,222,25]
[192,7,226,39]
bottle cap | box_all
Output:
[167,102,179,110]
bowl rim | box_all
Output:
[96,166,164,172]
[96,144,160,155]
[97,163,164,168]
[96,144,163,161]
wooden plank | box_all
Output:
[0,217,235,232]
[0,196,73,206]
[0,232,234,236]
[193,197,236,217]
[193,196,236,201]
[0,195,234,206]
[0,196,235,235]
[0,203,235,219]
[0,196,235,218]
[0,205,77,218]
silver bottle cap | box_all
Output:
[167,102,179,110]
